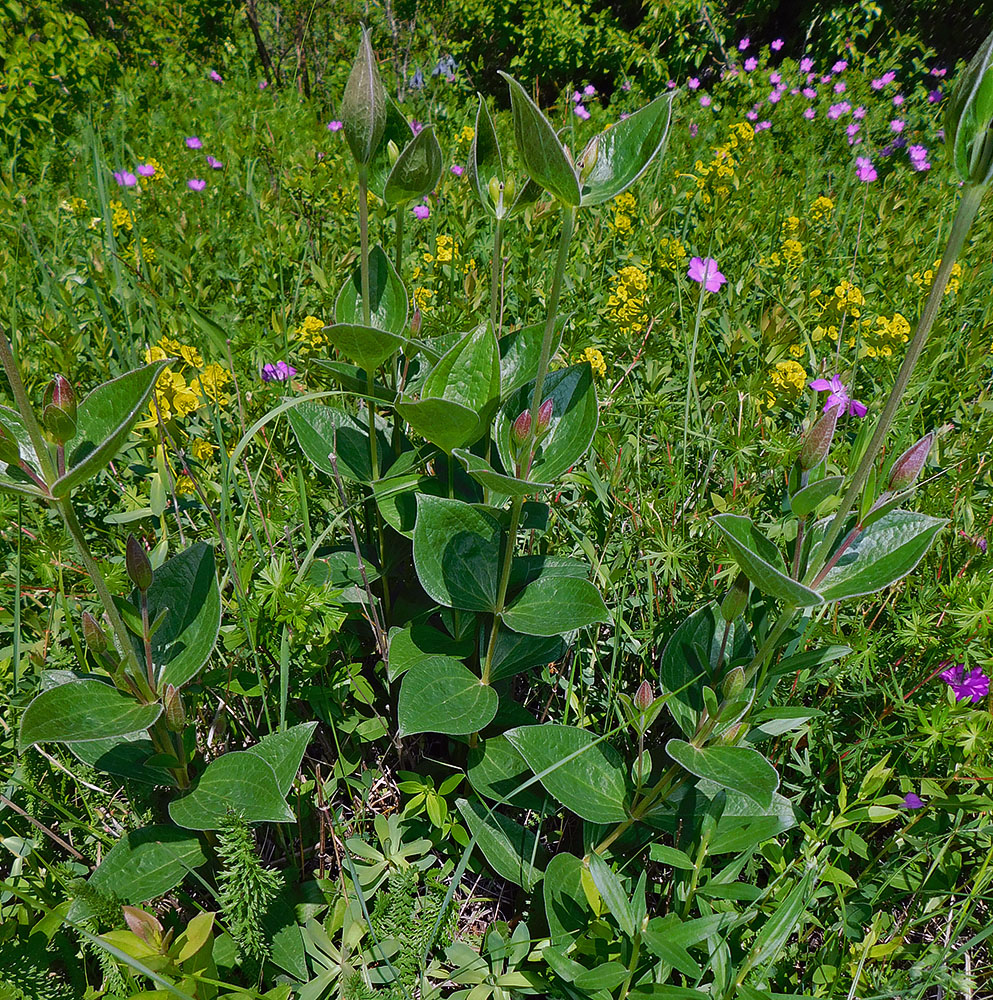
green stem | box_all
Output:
[395,205,404,277]
[480,495,524,685]
[140,590,155,692]
[804,183,985,581]
[617,932,642,1000]
[0,329,56,485]
[490,216,504,336]
[682,281,707,454]
[358,166,372,328]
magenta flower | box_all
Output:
[136,163,155,177]
[621,80,632,91]
[748,109,760,120]
[261,361,297,382]
[327,120,343,132]
[893,94,905,107]
[114,170,137,187]
[187,178,206,192]
[871,77,884,90]
[768,90,782,104]
[828,101,851,119]
[853,106,866,119]
[891,119,905,133]
[855,156,879,184]
[738,36,750,51]
[928,89,943,104]
[881,70,896,84]
[688,77,700,90]
[769,71,781,85]
[411,120,424,135]
[847,123,861,143]
[803,87,817,99]
[450,164,464,176]
[572,90,583,103]
[803,107,816,120]
[206,155,223,170]
[259,79,269,90]
[800,56,814,72]
[700,95,712,107]
[185,136,202,149]
[834,81,846,93]
[754,121,772,131]
[744,57,757,72]
[688,122,698,137]
[902,792,925,809]
[940,663,989,703]
[209,69,223,84]
[412,204,430,219]
[832,60,848,73]
[574,104,590,120]
[583,83,596,97]
[809,374,867,416]
[687,256,726,293]
[771,38,784,51]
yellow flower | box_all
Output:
[658,237,687,271]
[809,196,834,222]
[613,191,637,213]
[413,287,433,310]
[127,237,156,267]
[174,475,196,496]
[458,125,475,145]
[196,363,231,405]
[789,343,804,358]
[781,238,805,270]
[169,371,203,418]
[424,234,459,264]
[144,345,168,364]
[766,360,808,404]
[606,266,650,335]
[578,347,607,378]
[610,212,633,234]
[109,200,134,236]
[191,438,216,462]
[912,258,963,295]
[159,336,184,357]
[296,315,328,349]
[63,195,88,215]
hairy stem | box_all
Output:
[480,495,524,685]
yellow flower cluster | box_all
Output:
[578,346,607,378]
[810,281,866,343]
[127,237,156,267]
[684,122,754,204]
[413,287,433,311]
[809,196,834,223]
[191,438,216,462]
[657,236,687,272]
[110,199,134,237]
[912,258,963,295]
[831,280,865,316]
[850,312,912,359]
[761,236,805,273]
[424,234,459,264]
[141,337,230,424]
[457,126,475,146]
[780,216,800,240]
[62,196,89,216]
[610,191,637,235]
[606,265,650,335]
[295,315,328,350]
[760,360,808,409]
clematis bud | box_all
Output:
[887,432,934,491]
[164,684,186,732]
[634,679,654,711]
[410,307,422,336]
[799,405,839,471]
[341,29,386,166]
[536,398,553,433]
[82,611,108,654]
[387,139,400,165]
[512,408,531,445]
[946,27,993,187]
[488,175,504,207]
[42,375,77,444]
[0,423,20,466]
[126,534,153,592]
[720,572,749,622]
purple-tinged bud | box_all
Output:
[82,611,108,653]
[164,683,186,732]
[123,905,164,947]
[512,408,532,445]
[720,572,749,622]
[799,405,839,471]
[126,534,153,592]
[887,432,934,491]
[536,398,553,433]
[409,307,422,337]
[722,665,746,698]
[634,679,654,711]
[0,423,20,466]
[44,375,77,422]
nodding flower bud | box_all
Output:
[126,534,153,592]
[341,29,386,166]
[720,572,749,622]
[0,423,20,466]
[799,405,839,471]
[81,611,108,654]
[164,684,186,732]
[722,665,746,699]
[487,175,504,208]
[410,307,422,336]
[503,175,515,202]
[634,679,654,711]
[512,408,532,445]
[946,27,993,187]
[887,432,934,492]
[536,398,553,433]
[42,375,78,444]
[386,139,400,165]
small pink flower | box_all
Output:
[700,95,711,107]
[853,106,866,119]
[834,81,846,93]
[259,79,269,90]
[803,107,816,120]
[771,38,784,51]
[583,83,596,97]
[136,163,155,177]
[809,374,867,416]
[209,70,223,84]
[450,164,464,176]
[206,155,223,170]
[114,170,137,187]
[855,156,877,183]
[770,71,781,84]
[747,110,759,120]
[803,87,817,99]
[891,119,905,133]
[688,77,700,90]
[687,256,726,293]
[832,60,848,73]
[185,136,202,149]
[411,120,424,135]
[187,178,206,191]
[688,122,698,137]
[621,80,631,91]
[412,204,429,219]
[572,90,583,103]
[574,104,590,120]
[744,57,757,72]
[893,93,905,106]
[800,56,814,72]
[738,36,750,51]
[755,121,772,131]
[327,120,343,132]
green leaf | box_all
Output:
[789,476,844,519]
[387,623,474,682]
[396,396,481,455]
[385,124,443,204]
[54,361,170,498]
[68,826,207,922]
[128,543,220,689]
[817,510,946,602]
[543,852,589,946]
[369,94,417,198]
[326,324,406,373]
[665,740,779,811]
[499,318,565,398]
[0,405,46,498]
[468,95,505,217]
[712,514,823,607]
[334,244,408,334]
[503,576,609,636]
[487,630,567,683]
[659,602,751,738]
[574,963,629,991]
[739,869,816,980]
[397,657,498,736]
[288,401,390,483]
[341,29,386,166]
[499,72,580,206]
[467,735,545,809]
[506,723,629,823]
[495,364,598,483]
[456,798,546,891]
[577,92,675,206]
[168,751,295,830]
[643,916,704,978]
[587,853,635,936]
[374,471,447,539]
[19,680,162,750]
[65,733,167,785]
[246,722,318,795]
[453,448,551,497]
[412,495,502,611]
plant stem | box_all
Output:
[140,590,155,692]
[489,216,504,336]
[480,495,524,684]
[682,281,707,454]
[394,205,404,277]
[804,183,985,581]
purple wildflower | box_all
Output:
[622,80,632,91]
[754,120,772,131]
[744,57,757,72]
[738,36,750,51]
[450,164,464,176]
[871,78,884,90]
[771,38,784,51]
[327,120,343,132]
[185,136,202,149]
[700,95,712,107]
[834,81,846,93]
[583,83,596,97]
[411,120,424,135]
[412,204,429,219]
[261,361,297,382]
[209,70,223,84]
[572,90,583,103]
[574,104,590,120]
[940,663,989,702]
[803,87,817,99]
[832,60,848,73]
[828,102,851,119]
[748,109,760,120]
[893,93,905,106]
[804,107,816,120]
[187,178,206,191]
[259,79,269,90]
[688,77,700,90]
[809,374,867,416]
[136,163,155,177]
[928,89,943,104]
[770,71,782,85]
[688,122,698,137]
[891,119,905,133]
[853,106,866,119]
[855,156,877,182]
[800,57,814,72]
[114,171,137,187]
[206,155,223,170]
[687,256,726,293]
[902,793,925,810]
